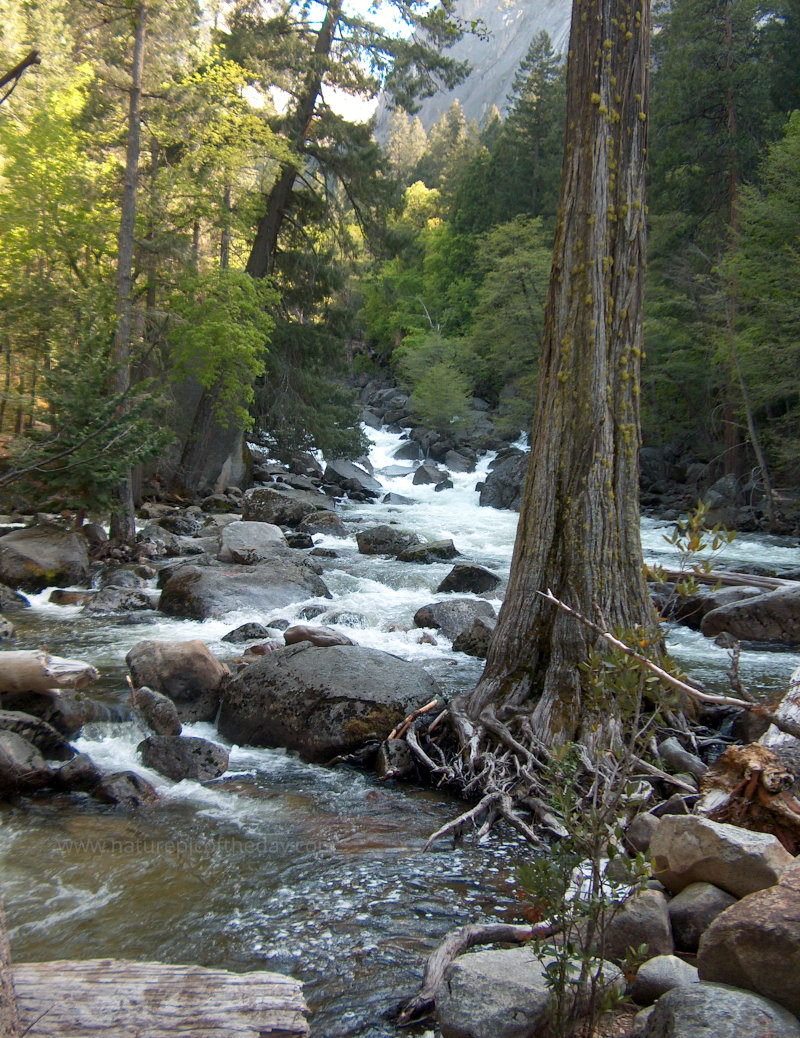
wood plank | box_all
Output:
[0,904,20,1038]
[11,959,308,1037]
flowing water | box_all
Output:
[1,426,799,1036]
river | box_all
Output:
[1,425,799,1036]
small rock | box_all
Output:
[602,888,674,964]
[0,730,52,794]
[626,812,661,854]
[222,622,271,644]
[284,624,356,647]
[667,882,737,953]
[630,954,699,1006]
[138,735,229,783]
[54,753,102,792]
[94,770,158,809]
[133,686,182,737]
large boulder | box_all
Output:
[356,525,422,557]
[413,462,447,486]
[138,735,229,783]
[649,815,793,897]
[242,485,335,527]
[0,525,89,591]
[642,982,800,1038]
[0,730,52,794]
[217,520,287,564]
[478,450,528,511]
[435,945,623,1038]
[218,643,440,763]
[323,459,383,498]
[697,880,800,1016]
[436,564,502,595]
[414,599,496,641]
[158,557,329,620]
[297,512,348,538]
[125,640,231,722]
[700,585,800,645]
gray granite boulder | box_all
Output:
[642,982,800,1037]
[414,599,496,641]
[218,643,440,763]
[158,557,329,620]
[700,585,800,645]
[435,945,623,1038]
[667,881,737,953]
[0,525,89,591]
[602,889,674,964]
[217,520,286,563]
[138,735,229,783]
[649,815,793,897]
[0,730,52,794]
[630,955,699,1006]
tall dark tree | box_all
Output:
[459,0,653,748]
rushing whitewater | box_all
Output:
[1,424,799,1037]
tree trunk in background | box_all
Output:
[244,0,341,279]
[109,2,146,542]
[462,0,653,746]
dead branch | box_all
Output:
[538,589,800,742]
[651,567,796,591]
[0,50,40,105]
[396,920,556,1026]
[388,699,441,740]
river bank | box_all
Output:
[1,423,800,1036]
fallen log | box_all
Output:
[11,958,308,1037]
[0,651,98,694]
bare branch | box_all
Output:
[0,50,40,105]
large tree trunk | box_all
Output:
[462,0,653,746]
[109,2,146,542]
[244,0,341,279]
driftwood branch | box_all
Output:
[396,921,556,1026]
[538,590,800,741]
[651,567,796,591]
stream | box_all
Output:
[1,425,799,1037]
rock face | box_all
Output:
[435,945,623,1038]
[641,981,800,1038]
[218,643,440,763]
[158,558,329,620]
[242,485,334,527]
[478,451,528,511]
[414,599,496,641]
[125,640,231,723]
[0,525,90,591]
[138,735,229,783]
[649,815,793,897]
[700,585,800,644]
[218,521,287,564]
[697,881,800,1016]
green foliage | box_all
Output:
[394,330,474,434]
[168,269,277,431]
[467,216,552,434]
[733,113,800,481]
[1,302,170,515]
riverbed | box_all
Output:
[2,426,799,1036]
